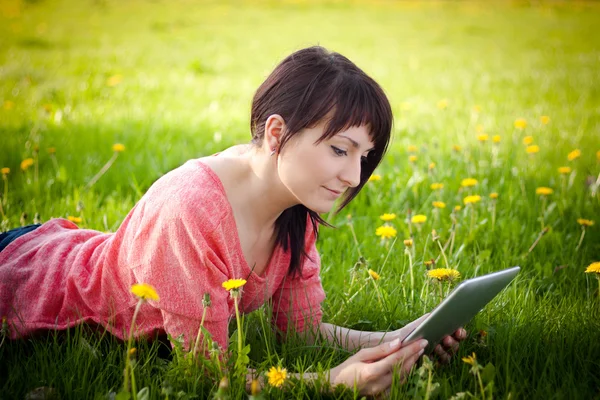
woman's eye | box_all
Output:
[331,146,347,156]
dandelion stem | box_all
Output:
[475,370,486,400]
[540,196,547,231]
[576,227,586,252]
[379,237,397,274]
[2,175,7,207]
[436,239,449,268]
[469,206,475,237]
[527,227,549,255]
[193,306,209,358]
[233,295,243,361]
[369,276,384,309]
[407,249,415,303]
[491,201,496,232]
[50,153,60,177]
[125,298,144,395]
[85,152,119,191]
[347,219,363,259]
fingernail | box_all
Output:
[418,349,425,356]
[389,338,400,349]
[420,340,429,349]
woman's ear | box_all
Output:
[264,114,285,151]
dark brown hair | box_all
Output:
[250,46,393,277]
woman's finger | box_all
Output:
[367,339,427,377]
[442,336,460,353]
[355,337,404,362]
[453,328,467,340]
[397,347,427,379]
[434,344,451,363]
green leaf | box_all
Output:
[114,391,131,400]
[481,362,496,385]
[137,387,150,400]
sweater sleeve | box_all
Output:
[271,223,326,337]
[126,182,232,350]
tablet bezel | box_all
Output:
[401,266,520,352]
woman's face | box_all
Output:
[277,120,374,214]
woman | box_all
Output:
[0,46,465,395]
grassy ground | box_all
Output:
[1,0,600,398]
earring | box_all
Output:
[270,148,276,157]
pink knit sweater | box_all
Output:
[0,159,326,349]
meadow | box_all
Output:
[1,0,600,398]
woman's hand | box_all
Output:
[328,337,429,396]
[389,314,467,364]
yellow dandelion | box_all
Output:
[250,379,261,396]
[492,135,501,143]
[1,167,9,175]
[266,366,287,388]
[432,201,446,209]
[112,143,125,153]
[526,145,540,154]
[376,225,397,239]
[222,279,247,291]
[131,283,159,301]
[540,115,550,125]
[523,136,534,145]
[424,260,434,266]
[407,145,418,153]
[585,262,600,274]
[380,213,397,221]
[462,352,477,366]
[404,239,413,247]
[452,145,462,152]
[428,162,435,170]
[20,158,34,171]
[514,118,527,129]
[454,205,462,212]
[430,182,444,190]
[409,155,418,163]
[558,166,571,175]
[472,105,481,113]
[477,134,489,142]
[490,193,499,199]
[577,219,594,227]
[67,216,82,223]
[475,124,484,133]
[3,100,14,110]
[536,187,553,196]
[437,99,448,109]
[411,214,427,224]
[461,178,478,188]
[567,149,581,161]
[400,102,411,111]
[368,269,381,280]
[368,174,382,182]
[597,150,600,161]
[106,74,123,87]
[427,268,461,281]
[463,195,482,205]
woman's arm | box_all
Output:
[317,322,397,351]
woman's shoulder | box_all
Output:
[138,158,233,223]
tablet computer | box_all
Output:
[402,266,520,352]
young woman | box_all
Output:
[0,46,465,395]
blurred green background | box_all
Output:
[1,1,600,398]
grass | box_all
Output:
[1,0,600,398]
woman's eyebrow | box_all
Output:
[338,134,375,152]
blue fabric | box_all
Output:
[0,224,41,253]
